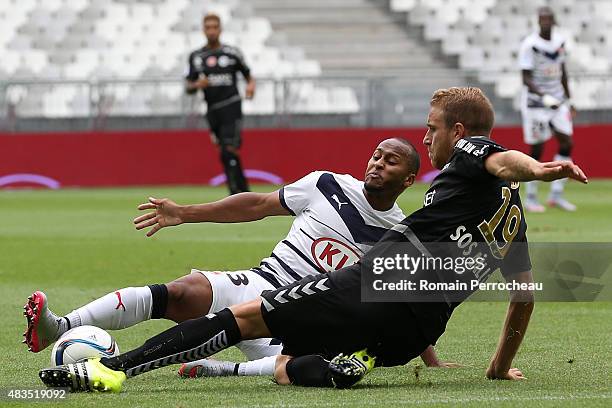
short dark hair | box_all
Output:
[203,13,221,25]
[391,137,421,176]
[430,87,495,136]
[537,6,554,17]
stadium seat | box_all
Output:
[424,19,449,41]
[459,47,484,71]
[442,30,468,55]
[391,0,415,12]
[393,0,612,111]
[0,0,428,117]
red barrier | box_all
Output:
[0,125,609,188]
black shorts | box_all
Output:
[260,265,430,367]
[207,103,242,148]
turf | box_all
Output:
[0,181,610,407]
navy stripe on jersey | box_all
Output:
[307,215,365,255]
[532,45,563,61]
[316,173,388,243]
[299,228,316,242]
[278,188,296,215]
[281,240,325,274]
[260,261,281,275]
[250,267,282,288]
[272,252,308,281]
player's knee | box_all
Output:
[274,355,292,385]
[166,278,188,304]
[284,355,334,387]
[230,299,271,339]
[220,147,231,162]
[165,274,212,322]
[224,145,238,154]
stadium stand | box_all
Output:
[0,0,610,126]
[390,0,612,111]
[249,0,472,124]
[0,0,344,118]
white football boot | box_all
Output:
[23,291,63,352]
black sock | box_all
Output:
[221,149,249,194]
[559,146,572,157]
[148,284,168,319]
[530,143,544,161]
[101,308,241,377]
[286,355,334,387]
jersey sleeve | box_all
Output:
[452,138,507,181]
[278,171,323,215]
[185,53,198,81]
[518,37,534,70]
[232,47,251,79]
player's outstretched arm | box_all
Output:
[486,270,534,381]
[485,150,588,184]
[134,192,290,236]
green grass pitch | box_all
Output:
[0,181,610,407]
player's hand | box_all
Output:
[536,161,588,184]
[134,197,183,237]
[245,81,255,99]
[542,94,561,109]
[486,366,526,380]
[570,104,577,119]
[195,77,209,89]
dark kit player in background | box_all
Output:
[186,13,255,195]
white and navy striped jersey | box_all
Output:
[519,31,568,107]
[253,171,405,287]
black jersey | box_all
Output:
[261,137,532,361]
[387,136,532,343]
[186,44,251,112]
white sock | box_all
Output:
[187,356,276,377]
[550,154,571,197]
[64,286,153,331]
[236,355,277,376]
[526,181,538,201]
[190,359,237,376]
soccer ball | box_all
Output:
[50,325,120,367]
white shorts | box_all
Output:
[521,103,573,145]
[192,269,283,360]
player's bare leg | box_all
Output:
[273,355,293,385]
[165,273,213,322]
[548,130,576,211]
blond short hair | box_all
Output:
[430,87,495,136]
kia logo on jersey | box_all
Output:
[311,237,360,272]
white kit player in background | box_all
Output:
[519,6,577,212]
[24,138,455,378]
